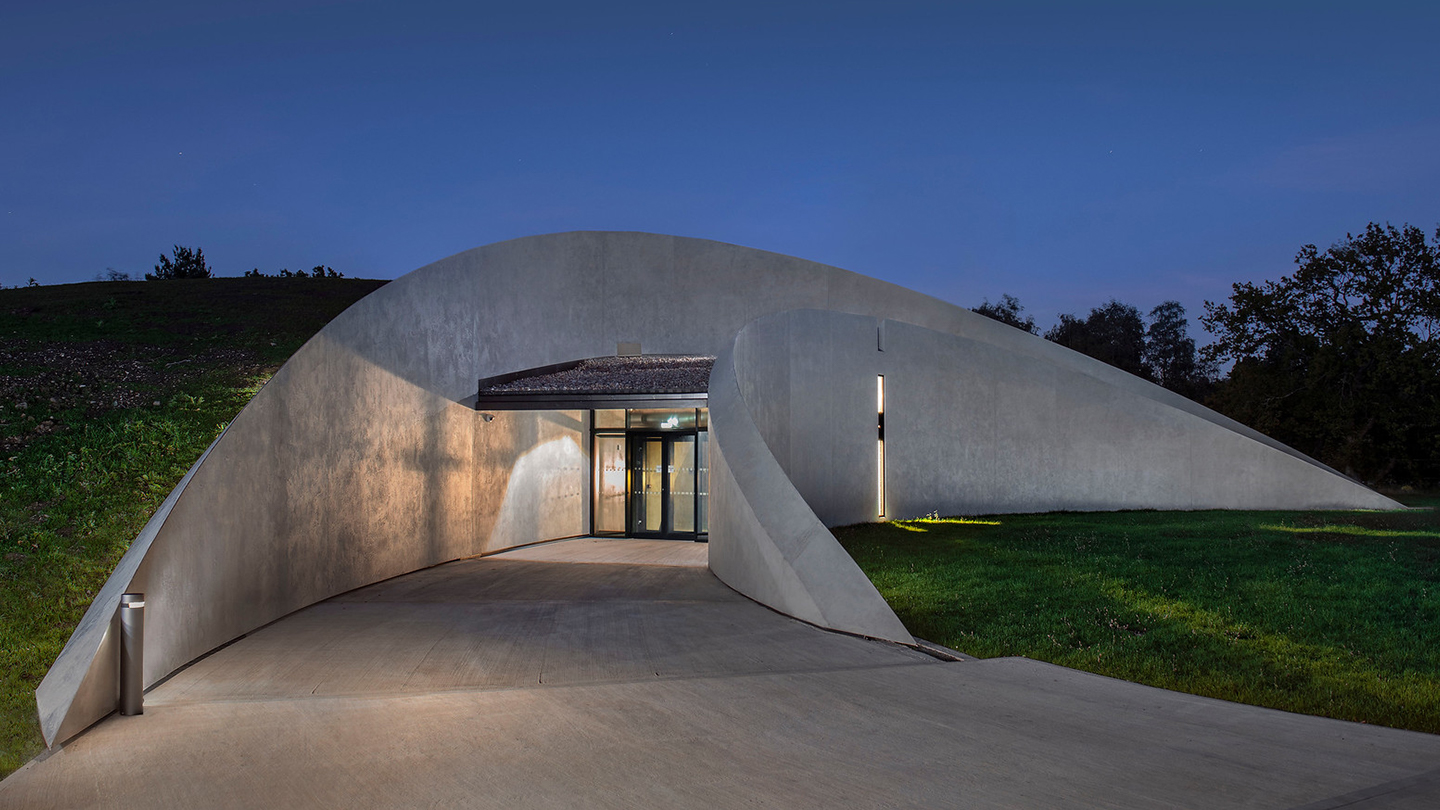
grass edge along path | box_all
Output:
[0,369,267,778]
[0,278,385,779]
[837,503,1440,735]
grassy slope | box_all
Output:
[0,278,385,778]
[838,503,1440,733]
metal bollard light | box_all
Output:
[119,593,145,716]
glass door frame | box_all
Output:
[628,432,679,538]
[590,409,708,541]
[591,431,629,537]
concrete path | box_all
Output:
[5,537,1440,809]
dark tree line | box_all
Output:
[972,294,1036,334]
[140,246,344,281]
[972,295,1214,400]
[973,221,1440,486]
[245,265,344,279]
[1202,223,1439,485]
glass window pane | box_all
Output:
[696,431,708,534]
[628,409,697,430]
[593,433,627,534]
[594,409,626,429]
[670,435,696,533]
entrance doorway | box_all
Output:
[629,433,698,536]
[592,408,707,540]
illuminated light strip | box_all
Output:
[877,375,886,518]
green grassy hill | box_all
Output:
[840,503,1440,734]
[0,277,386,777]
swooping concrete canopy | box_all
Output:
[36,232,1398,746]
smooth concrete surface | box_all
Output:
[708,339,914,643]
[39,231,1402,747]
[8,538,1440,809]
[730,309,1397,523]
[707,308,1394,645]
[43,230,1014,746]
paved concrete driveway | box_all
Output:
[5,537,1440,808]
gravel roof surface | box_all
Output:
[480,355,714,395]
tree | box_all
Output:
[245,265,345,279]
[1144,301,1214,399]
[1045,299,1150,379]
[972,294,1038,334]
[1201,222,1440,484]
[146,245,211,280]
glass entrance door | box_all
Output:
[631,435,665,534]
[670,434,696,533]
[628,433,699,538]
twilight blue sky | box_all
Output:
[3,1,1438,331]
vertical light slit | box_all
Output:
[877,375,886,518]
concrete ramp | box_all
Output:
[7,537,1440,809]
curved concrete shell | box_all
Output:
[37,232,1398,747]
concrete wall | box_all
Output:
[39,231,1002,746]
[703,308,1397,647]
[728,309,1397,523]
[38,232,1399,746]
[708,341,913,643]
[39,363,589,744]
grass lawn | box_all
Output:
[0,277,385,778]
[837,501,1440,734]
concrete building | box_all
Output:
[35,231,1398,748]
